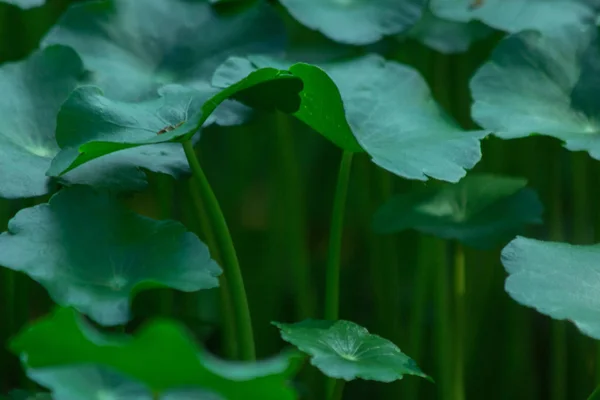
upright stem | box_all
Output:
[434,239,452,400]
[188,179,237,359]
[324,150,354,321]
[453,242,466,400]
[331,380,346,400]
[182,139,255,360]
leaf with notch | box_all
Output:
[0,186,221,326]
[372,174,543,249]
[42,0,286,101]
[11,308,301,399]
[273,320,430,382]
[502,237,600,340]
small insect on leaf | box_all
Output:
[157,121,185,135]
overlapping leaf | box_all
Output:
[215,54,487,182]
[470,26,600,159]
[0,186,221,326]
[42,0,286,101]
[430,0,596,33]
[279,0,426,45]
[0,46,82,199]
[502,237,600,340]
[372,174,543,249]
[11,308,301,399]
[273,320,430,382]
[47,67,304,177]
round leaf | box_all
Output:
[42,0,286,101]
[11,308,300,399]
[279,0,426,45]
[0,45,83,199]
[273,319,430,382]
[47,68,303,178]
[470,27,600,159]
[220,54,487,182]
[502,236,600,340]
[0,186,221,326]
[372,174,543,249]
[430,0,596,33]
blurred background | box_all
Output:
[1,1,598,399]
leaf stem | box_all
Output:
[182,139,255,360]
[330,379,346,400]
[324,150,354,322]
[453,242,466,400]
[434,238,452,400]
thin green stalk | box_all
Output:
[453,242,466,400]
[324,150,354,321]
[188,179,237,359]
[182,139,255,360]
[330,380,345,400]
[434,238,452,400]
[405,235,434,400]
[588,385,600,400]
[273,112,315,319]
[154,174,174,316]
[549,146,567,400]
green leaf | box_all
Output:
[27,365,224,400]
[279,0,426,45]
[407,10,493,53]
[5,391,51,400]
[47,68,303,177]
[0,45,83,199]
[470,27,600,158]
[502,237,600,340]
[4,0,44,8]
[372,174,543,249]
[430,0,595,33]
[11,308,300,399]
[0,186,221,326]
[216,54,487,182]
[273,319,430,382]
[42,0,286,101]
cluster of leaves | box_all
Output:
[3,0,600,398]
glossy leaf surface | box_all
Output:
[273,320,430,382]
[279,0,426,45]
[0,186,221,326]
[503,237,600,340]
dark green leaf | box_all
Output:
[279,0,426,45]
[430,0,595,33]
[11,308,300,399]
[373,174,543,249]
[273,320,430,382]
[47,68,303,177]
[470,27,600,158]
[502,236,600,340]
[0,186,221,326]
[217,54,487,182]
[0,46,83,199]
[42,0,286,101]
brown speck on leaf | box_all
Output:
[469,0,484,9]
[157,121,185,135]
